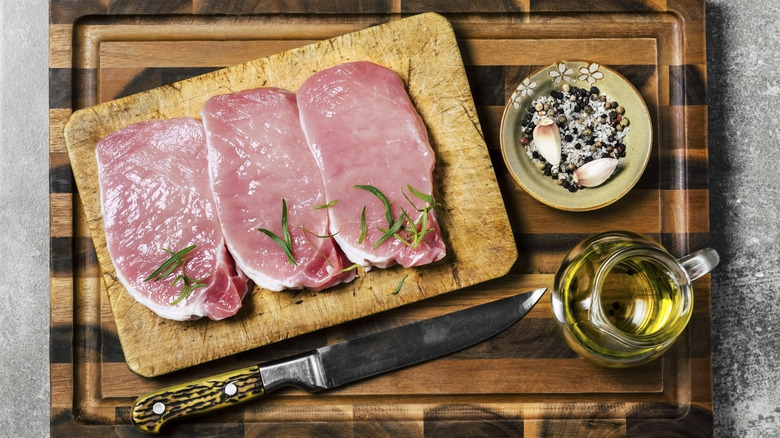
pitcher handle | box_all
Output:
[679,248,720,281]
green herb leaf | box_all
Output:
[355,184,394,227]
[144,244,197,282]
[312,199,338,210]
[257,228,297,265]
[297,224,334,268]
[358,206,367,244]
[392,275,408,295]
[341,263,361,272]
[373,215,405,249]
[170,273,207,305]
[281,199,292,254]
[257,199,297,265]
[406,184,436,206]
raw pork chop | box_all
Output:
[96,117,250,321]
[297,61,446,269]
[202,87,354,291]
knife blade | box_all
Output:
[131,287,546,433]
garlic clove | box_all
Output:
[532,117,562,166]
[572,158,619,187]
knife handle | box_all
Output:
[131,365,265,434]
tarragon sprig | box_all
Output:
[257,199,297,265]
[392,274,409,295]
[144,245,196,282]
[170,269,207,305]
[355,184,438,249]
[144,244,207,305]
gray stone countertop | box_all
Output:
[1,1,778,436]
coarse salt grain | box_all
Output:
[521,87,630,190]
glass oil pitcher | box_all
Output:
[550,231,719,368]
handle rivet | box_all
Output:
[224,382,238,396]
[152,402,166,415]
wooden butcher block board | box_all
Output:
[63,12,517,377]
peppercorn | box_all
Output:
[557,115,567,125]
[546,109,555,117]
[610,101,618,109]
[583,127,593,137]
[564,134,573,142]
[620,117,630,127]
[590,93,599,101]
[520,137,529,145]
[532,151,540,159]
[574,143,582,150]
[616,105,625,114]
[524,126,533,135]
[562,83,571,93]
[567,163,575,171]
[535,102,544,112]
[599,95,607,102]
[616,124,624,132]
[569,95,577,102]
[568,185,578,193]
[583,105,593,115]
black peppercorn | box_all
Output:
[564,134,573,142]
[568,185,578,193]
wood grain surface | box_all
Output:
[50,1,713,436]
[63,12,518,378]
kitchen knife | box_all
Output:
[132,287,546,433]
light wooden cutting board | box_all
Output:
[63,12,517,377]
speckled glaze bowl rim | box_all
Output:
[499,61,653,212]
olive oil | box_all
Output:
[551,231,697,367]
[598,257,680,337]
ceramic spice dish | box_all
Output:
[500,61,652,211]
